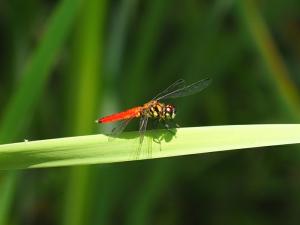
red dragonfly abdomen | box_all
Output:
[97,107,142,123]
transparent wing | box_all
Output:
[109,118,133,140]
[152,79,186,100]
[156,78,211,101]
[135,114,149,159]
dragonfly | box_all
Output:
[96,78,211,156]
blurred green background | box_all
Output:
[1,0,300,224]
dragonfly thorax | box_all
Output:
[145,101,176,120]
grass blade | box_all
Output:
[62,0,107,224]
[0,172,19,225]
[0,0,82,143]
[0,1,82,224]
[236,0,300,118]
[0,124,300,170]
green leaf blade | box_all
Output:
[1,124,300,170]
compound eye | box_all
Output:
[166,105,173,112]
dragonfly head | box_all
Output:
[165,104,176,120]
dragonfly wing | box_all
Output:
[135,114,149,158]
[152,79,186,100]
[156,78,211,100]
[109,118,133,140]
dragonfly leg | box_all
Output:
[164,122,176,135]
[152,136,163,151]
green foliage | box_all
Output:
[0,0,82,142]
[1,125,300,170]
[0,0,82,224]
[1,0,300,224]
